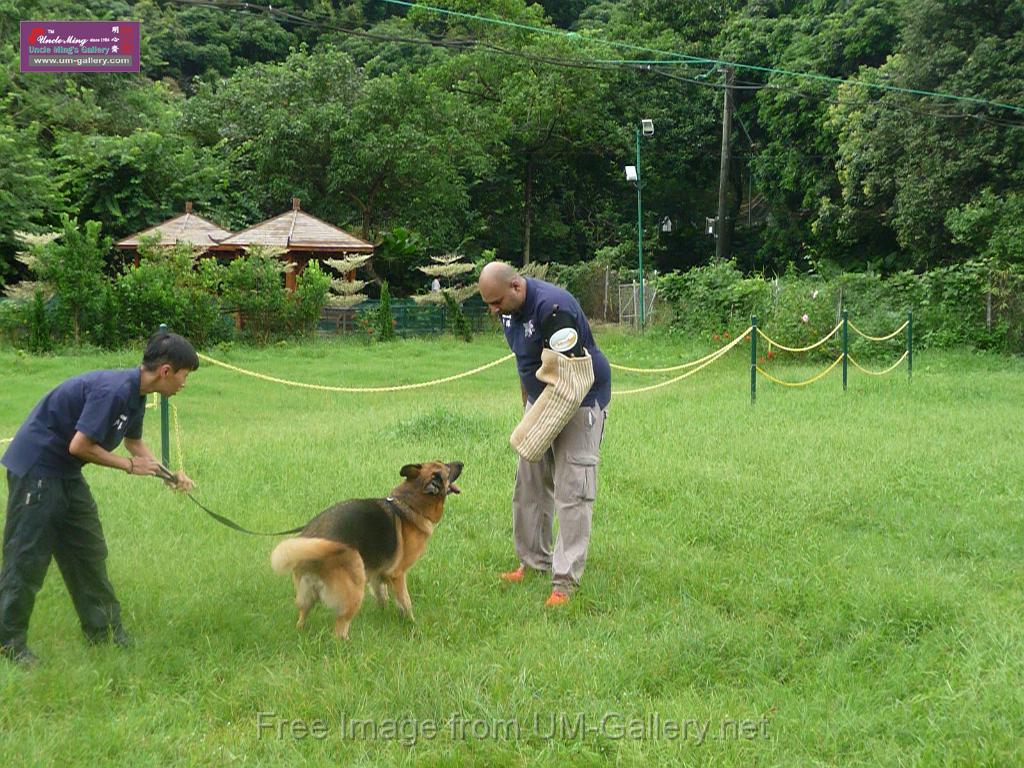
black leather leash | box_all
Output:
[156,464,304,537]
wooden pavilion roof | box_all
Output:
[212,198,373,253]
[114,202,233,250]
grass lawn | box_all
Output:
[1,329,1022,766]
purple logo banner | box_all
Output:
[20,20,140,73]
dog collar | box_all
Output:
[386,496,434,535]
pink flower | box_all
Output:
[801,314,809,323]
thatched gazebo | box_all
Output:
[114,202,233,260]
[210,198,373,290]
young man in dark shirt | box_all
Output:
[0,332,198,667]
[478,262,610,607]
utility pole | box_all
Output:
[716,66,734,261]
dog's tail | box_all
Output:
[271,537,351,574]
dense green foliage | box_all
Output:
[659,257,1024,355]
[114,240,226,346]
[2,0,1022,289]
[442,289,474,342]
[375,280,396,342]
[0,236,332,348]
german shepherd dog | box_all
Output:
[271,461,463,639]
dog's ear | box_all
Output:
[400,464,422,480]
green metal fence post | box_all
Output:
[636,127,645,331]
[842,309,849,392]
[750,315,758,405]
[158,323,170,468]
[907,310,913,381]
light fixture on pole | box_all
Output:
[623,118,653,329]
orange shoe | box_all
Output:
[544,589,570,607]
[500,566,526,583]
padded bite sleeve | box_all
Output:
[510,347,595,462]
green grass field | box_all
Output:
[1,330,1022,767]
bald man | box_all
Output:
[478,262,610,606]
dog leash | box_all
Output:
[155,464,304,537]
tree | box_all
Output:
[946,190,1024,266]
[414,252,477,342]
[56,127,236,243]
[183,45,363,226]
[0,121,64,281]
[433,26,619,265]
[184,46,489,251]
[12,215,111,345]
[718,0,902,272]
[326,69,490,249]
[376,280,396,342]
[828,0,1024,269]
[324,255,372,308]
[114,238,225,346]
[370,226,427,295]
[413,252,477,304]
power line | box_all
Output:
[379,0,1024,116]
[645,65,1024,130]
[165,0,1024,129]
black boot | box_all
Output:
[111,624,133,648]
[85,624,133,648]
[1,641,39,668]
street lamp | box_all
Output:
[625,118,653,329]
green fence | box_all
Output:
[318,296,492,337]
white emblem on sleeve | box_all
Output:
[549,327,578,353]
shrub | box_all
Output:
[442,290,473,342]
[288,261,331,337]
[658,259,1024,356]
[14,216,110,346]
[659,260,771,337]
[0,290,55,353]
[115,240,227,347]
[546,260,621,322]
[377,280,396,342]
[219,249,291,344]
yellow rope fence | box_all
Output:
[848,320,910,342]
[754,314,910,390]
[1,314,910,460]
[613,329,751,395]
[848,352,909,376]
[197,333,755,397]
[0,333,753,457]
[609,333,745,373]
[3,317,910,470]
[195,351,515,393]
[756,355,844,387]
[756,322,841,353]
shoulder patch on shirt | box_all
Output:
[549,327,579,353]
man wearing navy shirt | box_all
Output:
[0,332,198,667]
[478,262,610,607]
